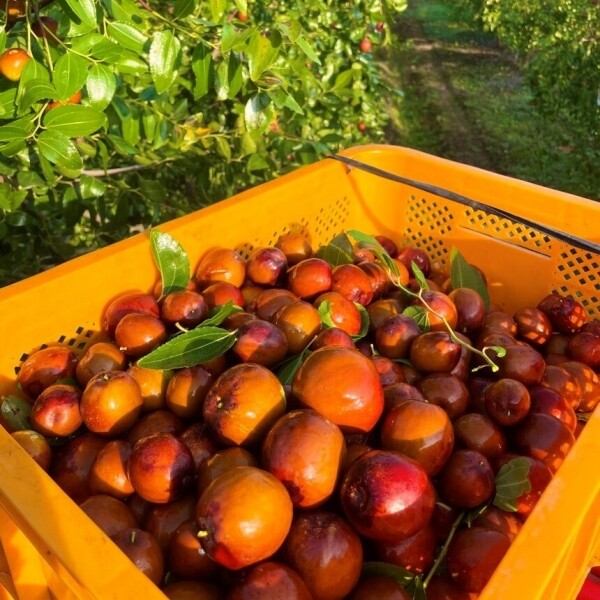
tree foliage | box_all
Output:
[0,0,406,286]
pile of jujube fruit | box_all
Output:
[8,230,600,600]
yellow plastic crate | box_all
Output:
[0,145,599,599]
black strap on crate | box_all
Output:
[330,154,600,255]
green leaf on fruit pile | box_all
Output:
[317,300,336,329]
[493,457,532,512]
[1,396,31,431]
[53,53,89,101]
[37,131,83,170]
[347,230,400,281]
[247,30,282,82]
[315,232,354,267]
[137,326,237,370]
[276,347,310,385]
[362,562,415,588]
[201,301,243,328]
[44,106,106,137]
[150,230,190,298]
[353,303,370,341]
[410,261,429,291]
[406,577,426,600]
[403,306,430,333]
[149,31,181,94]
[450,248,490,310]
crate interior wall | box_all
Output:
[0,145,598,600]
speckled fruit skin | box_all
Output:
[340,450,435,542]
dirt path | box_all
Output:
[383,0,517,171]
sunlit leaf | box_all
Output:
[150,230,190,298]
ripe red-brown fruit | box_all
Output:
[484,378,531,426]
[375,522,437,575]
[79,493,138,538]
[11,430,52,471]
[161,290,208,328]
[232,319,288,367]
[438,450,495,508]
[168,519,217,580]
[166,366,213,419]
[410,332,462,374]
[89,439,134,499]
[30,383,82,437]
[246,247,288,286]
[0,48,31,81]
[76,342,127,386]
[314,291,362,335]
[196,247,246,289]
[287,258,332,299]
[275,232,312,266]
[114,312,167,357]
[537,293,587,334]
[18,346,78,400]
[112,528,164,585]
[359,38,372,53]
[340,450,435,542]
[102,292,159,337]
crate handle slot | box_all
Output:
[330,154,600,256]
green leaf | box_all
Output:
[149,31,180,94]
[347,230,400,280]
[450,247,490,310]
[353,303,370,341]
[362,562,415,588]
[493,457,532,512]
[246,153,268,172]
[331,69,354,92]
[208,0,227,22]
[221,23,254,53]
[276,348,310,385]
[244,92,273,135]
[107,21,148,52]
[278,21,301,42]
[0,124,30,143]
[174,0,196,18]
[37,130,83,170]
[150,230,191,298]
[270,89,303,115]
[247,30,282,82]
[0,88,17,121]
[60,0,97,28]
[19,59,50,85]
[215,136,231,161]
[191,44,211,100]
[227,53,243,99]
[317,300,336,329]
[78,175,106,199]
[403,305,430,332]
[18,79,57,111]
[410,261,429,290]
[0,30,6,57]
[43,106,106,137]
[108,134,137,155]
[1,396,32,431]
[137,326,237,370]
[53,53,89,101]
[295,36,321,64]
[86,64,117,110]
[315,232,354,267]
[201,301,243,327]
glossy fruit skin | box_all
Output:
[453,413,506,459]
[375,314,421,359]
[11,430,52,471]
[529,385,577,432]
[282,510,363,600]
[413,290,458,331]
[349,576,411,600]
[312,327,355,350]
[418,373,469,420]
[537,293,587,334]
[161,290,208,328]
[226,561,313,600]
[79,493,138,538]
[262,409,345,508]
[371,355,405,387]
[128,433,195,503]
[471,505,522,542]
[254,288,298,321]
[367,298,404,331]
[425,575,479,600]
[246,247,288,286]
[178,422,218,470]
[561,360,600,412]
[567,332,600,368]
[197,447,258,495]
[496,344,545,386]
[359,261,391,298]
[375,522,437,575]
[447,527,511,593]
[331,264,373,306]
[51,433,107,502]
[380,400,454,476]
[438,450,495,508]
[449,288,486,333]
[375,235,398,257]
[203,363,286,446]
[340,450,435,542]
[0,48,31,81]
[112,527,164,585]
[30,383,82,437]
[396,247,431,276]
[89,439,134,499]
[484,378,531,426]
[383,382,424,411]
[196,247,246,289]
[540,364,581,409]
[76,342,127,386]
[80,370,143,436]
[513,307,552,345]
[166,366,213,419]
[314,291,362,335]
[114,313,167,357]
[18,346,78,400]
[47,90,83,110]
[196,466,293,570]
[287,258,332,299]
[292,346,384,433]
[231,319,288,367]
[483,311,517,334]
[144,495,196,552]
[202,282,245,309]
[102,292,159,337]
[127,364,169,412]
[126,409,183,446]
[274,300,322,354]
[275,232,312,266]
[511,412,576,473]
[359,38,372,53]
[163,581,221,600]
[410,332,461,373]
[168,519,217,580]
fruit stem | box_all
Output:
[423,510,466,589]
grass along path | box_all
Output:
[382,0,600,201]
